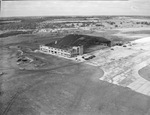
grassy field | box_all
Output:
[0,31,33,38]
[139,65,150,81]
[1,45,150,115]
[0,31,150,115]
[123,30,150,35]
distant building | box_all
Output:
[40,34,111,58]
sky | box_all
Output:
[1,0,150,17]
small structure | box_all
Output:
[114,41,123,46]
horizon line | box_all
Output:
[1,0,129,1]
[1,15,150,18]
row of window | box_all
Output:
[48,47,63,51]
[50,50,71,57]
[43,46,73,53]
[46,47,68,52]
[40,48,71,57]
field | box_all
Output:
[0,30,33,38]
[1,16,150,115]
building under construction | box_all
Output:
[40,34,111,58]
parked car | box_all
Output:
[84,55,95,60]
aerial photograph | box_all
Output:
[1,0,150,115]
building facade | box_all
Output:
[39,45,83,58]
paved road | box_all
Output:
[88,50,150,97]
[127,59,150,96]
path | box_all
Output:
[127,59,150,96]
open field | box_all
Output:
[1,44,150,115]
[1,16,150,115]
[0,30,33,38]
[113,27,150,39]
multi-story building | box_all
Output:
[40,44,83,58]
[39,34,111,58]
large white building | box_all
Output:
[40,44,83,58]
[39,34,111,58]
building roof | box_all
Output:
[45,34,111,50]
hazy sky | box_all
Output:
[1,0,150,17]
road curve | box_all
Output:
[127,59,150,96]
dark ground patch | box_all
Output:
[123,30,150,35]
[2,63,150,115]
[139,65,150,81]
[0,31,33,38]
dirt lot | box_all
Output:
[1,32,150,115]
